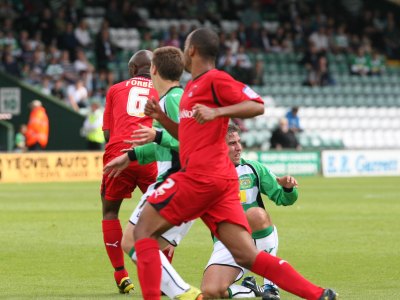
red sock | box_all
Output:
[102,219,127,282]
[162,248,174,264]
[135,238,161,300]
[251,252,324,300]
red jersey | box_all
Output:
[179,69,263,179]
[103,75,159,152]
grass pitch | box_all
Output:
[1,176,400,299]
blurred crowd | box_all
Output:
[0,0,399,112]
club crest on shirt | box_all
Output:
[242,86,259,99]
[239,175,252,189]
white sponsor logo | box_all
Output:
[106,241,119,248]
[179,109,195,119]
[243,86,260,99]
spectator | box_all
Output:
[25,100,49,151]
[270,118,301,150]
[67,79,88,112]
[80,101,105,150]
[74,19,92,49]
[59,50,77,83]
[95,28,115,71]
[233,45,254,84]
[2,52,21,77]
[14,124,27,152]
[58,22,79,61]
[51,79,66,101]
[305,55,334,87]
[350,46,370,76]
[369,50,385,75]
[285,107,303,133]
[309,26,329,53]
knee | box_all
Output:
[232,251,258,270]
[246,207,272,232]
[201,285,227,299]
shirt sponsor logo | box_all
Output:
[243,86,260,99]
[179,109,194,119]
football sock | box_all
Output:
[102,219,127,282]
[136,238,161,300]
[162,248,174,264]
[228,284,256,298]
[250,252,324,300]
[159,249,190,298]
[130,247,189,298]
[254,225,279,288]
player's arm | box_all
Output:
[103,143,157,178]
[193,100,264,124]
[144,98,179,139]
[193,75,264,124]
[249,159,298,206]
[102,88,113,143]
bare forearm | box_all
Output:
[214,101,264,119]
[156,113,179,140]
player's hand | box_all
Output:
[277,176,298,189]
[124,124,156,146]
[163,244,175,259]
[144,98,163,120]
[193,104,218,124]
[103,153,130,178]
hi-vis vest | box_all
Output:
[87,110,105,143]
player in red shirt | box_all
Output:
[101,50,158,294]
[134,29,337,300]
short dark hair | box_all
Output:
[227,123,240,135]
[153,46,184,81]
[190,28,219,60]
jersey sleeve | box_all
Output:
[213,72,264,106]
[247,159,298,206]
[134,143,157,164]
[158,129,179,151]
[102,87,113,131]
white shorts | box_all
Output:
[129,181,194,246]
[205,226,278,282]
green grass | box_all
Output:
[1,177,400,299]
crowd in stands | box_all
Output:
[0,0,399,114]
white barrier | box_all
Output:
[322,150,400,177]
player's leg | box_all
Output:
[246,208,280,299]
[122,190,195,299]
[217,222,327,300]
[201,265,242,298]
[101,194,133,293]
[101,158,148,294]
[133,201,177,299]
[134,175,203,300]
[201,240,260,299]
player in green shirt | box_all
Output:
[201,124,299,300]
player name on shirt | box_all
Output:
[125,79,154,88]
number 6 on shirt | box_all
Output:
[127,87,150,117]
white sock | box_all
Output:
[228,284,256,298]
[131,249,190,298]
[255,225,279,288]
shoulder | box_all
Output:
[210,69,235,81]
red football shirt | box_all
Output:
[103,75,159,152]
[179,69,263,179]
